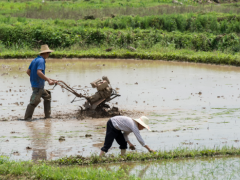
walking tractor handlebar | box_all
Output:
[52,76,121,118]
[55,80,87,99]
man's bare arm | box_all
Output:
[127,140,136,150]
[37,69,54,85]
[26,69,31,76]
[144,145,155,152]
[127,140,154,152]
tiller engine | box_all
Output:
[55,76,120,118]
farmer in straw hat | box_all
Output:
[24,45,56,120]
[100,116,155,156]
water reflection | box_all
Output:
[25,120,52,160]
[100,157,240,179]
[119,163,150,179]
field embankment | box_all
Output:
[0,146,240,179]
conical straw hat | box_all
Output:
[133,116,151,131]
[39,44,54,54]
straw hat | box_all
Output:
[39,44,54,54]
[133,116,151,131]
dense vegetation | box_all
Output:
[1,14,240,51]
[0,0,240,65]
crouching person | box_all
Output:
[100,116,155,156]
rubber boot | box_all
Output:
[44,100,51,118]
[121,149,126,156]
[24,104,36,120]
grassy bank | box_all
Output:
[1,48,239,66]
[0,146,240,179]
[3,13,240,33]
[53,146,240,165]
[0,156,137,180]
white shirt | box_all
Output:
[111,116,146,146]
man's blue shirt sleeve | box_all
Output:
[37,58,45,71]
[29,56,46,88]
[28,62,32,70]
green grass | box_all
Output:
[1,47,240,66]
[0,0,239,18]
[1,14,240,57]
[0,0,203,15]
[54,146,240,165]
[0,1,240,65]
[1,146,240,179]
[0,156,137,180]
[2,156,240,180]
[0,0,196,19]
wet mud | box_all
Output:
[1,59,240,160]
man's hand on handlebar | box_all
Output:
[50,79,58,84]
[48,79,55,85]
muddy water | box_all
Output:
[1,59,240,160]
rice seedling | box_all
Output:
[120,157,240,179]
[0,156,137,180]
[1,154,240,179]
[53,146,240,165]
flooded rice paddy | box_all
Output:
[97,157,240,179]
[1,59,240,162]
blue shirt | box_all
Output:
[28,56,46,88]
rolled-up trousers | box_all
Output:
[101,119,127,153]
